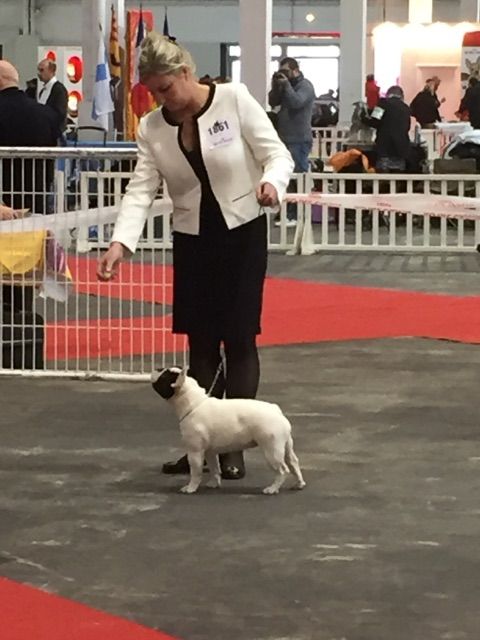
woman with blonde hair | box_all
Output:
[98,33,293,480]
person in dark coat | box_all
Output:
[456,77,478,121]
[410,79,441,128]
[0,60,59,213]
[462,78,480,128]
[363,85,411,172]
[37,58,68,134]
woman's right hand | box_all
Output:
[97,242,126,281]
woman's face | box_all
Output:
[143,68,192,111]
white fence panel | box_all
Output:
[299,172,480,253]
[1,147,480,379]
[0,148,302,378]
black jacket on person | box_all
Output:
[0,87,59,213]
[465,82,480,129]
[410,89,440,127]
[43,81,68,132]
[363,96,411,161]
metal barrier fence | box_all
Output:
[0,148,302,379]
[274,172,480,254]
[1,147,479,379]
[311,126,457,163]
[311,126,350,162]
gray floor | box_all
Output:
[1,252,480,640]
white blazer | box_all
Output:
[111,82,294,253]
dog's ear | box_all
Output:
[151,368,181,399]
[171,367,187,388]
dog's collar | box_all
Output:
[178,398,208,423]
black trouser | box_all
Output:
[1,285,34,314]
[187,332,260,471]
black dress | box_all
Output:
[168,86,268,341]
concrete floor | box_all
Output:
[1,252,480,640]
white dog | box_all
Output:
[151,367,306,495]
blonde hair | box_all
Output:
[139,32,196,80]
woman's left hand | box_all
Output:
[256,182,279,207]
[0,204,16,221]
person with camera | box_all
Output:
[268,58,315,225]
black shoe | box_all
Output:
[219,452,245,480]
[162,454,208,475]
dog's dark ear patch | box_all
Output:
[152,369,180,399]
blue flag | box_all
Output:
[92,27,114,130]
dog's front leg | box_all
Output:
[205,450,221,489]
[180,452,204,494]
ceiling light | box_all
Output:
[306,13,315,23]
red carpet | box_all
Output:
[69,256,173,306]
[260,279,480,346]
[46,261,480,361]
[0,578,178,640]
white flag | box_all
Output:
[92,27,114,131]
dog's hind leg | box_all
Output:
[205,450,221,489]
[180,451,204,494]
[262,446,289,495]
[285,436,306,490]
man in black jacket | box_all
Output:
[0,60,58,363]
[410,79,441,128]
[37,58,68,135]
[363,85,411,173]
[0,60,59,213]
[464,79,480,129]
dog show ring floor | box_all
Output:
[1,252,480,640]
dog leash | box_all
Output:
[207,359,224,396]
[178,360,224,423]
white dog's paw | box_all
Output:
[263,485,280,495]
[180,484,198,494]
[206,478,221,489]
[292,480,306,490]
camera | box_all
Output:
[272,70,289,82]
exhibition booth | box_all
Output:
[373,22,480,121]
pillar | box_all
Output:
[239,0,272,108]
[460,0,480,21]
[408,0,433,23]
[339,0,367,125]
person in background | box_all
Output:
[312,89,339,127]
[363,85,411,173]
[0,60,58,213]
[365,74,380,112]
[410,79,441,128]
[268,57,315,225]
[97,33,293,481]
[25,77,38,100]
[456,77,478,121]
[464,77,480,129]
[431,76,446,112]
[37,59,68,136]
